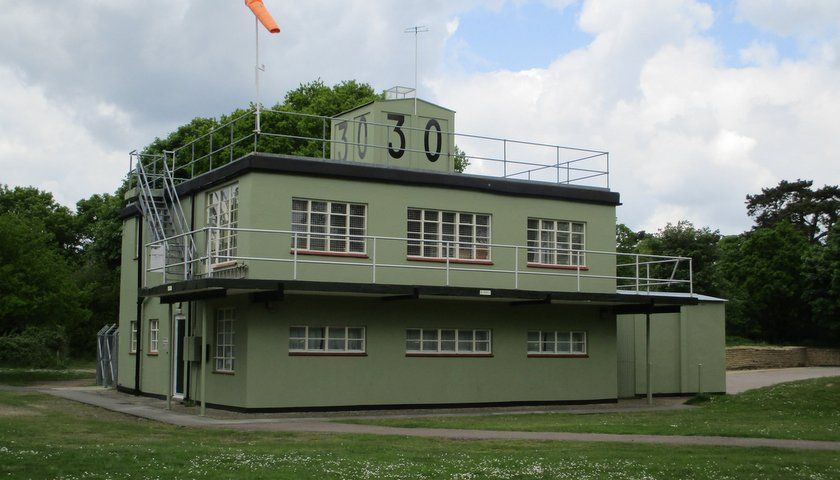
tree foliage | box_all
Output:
[746,179,840,243]
[141,79,382,178]
[0,214,88,338]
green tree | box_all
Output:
[637,221,721,295]
[0,214,88,338]
[453,145,470,173]
[0,185,78,255]
[802,222,840,343]
[746,179,840,244]
[141,80,382,177]
[715,221,811,343]
[72,191,126,356]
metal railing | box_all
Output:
[128,107,610,190]
[144,227,693,295]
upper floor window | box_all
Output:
[148,319,159,354]
[215,308,235,372]
[407,208,491,261]
[289,326,365,354]
[292,199,367,255]
[527,219,585,266]
[207,184,239,263]
[527,331,587,356]
[405,328,491,355]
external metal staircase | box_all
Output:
[133,151,196,282]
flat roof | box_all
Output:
[172,152,621,206]
[141,278,700,311]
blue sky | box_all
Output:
[1,0,838,233]
[450,0,801,72]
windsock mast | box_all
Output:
[244,0,280,133]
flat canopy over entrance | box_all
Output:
[141,278,703,312]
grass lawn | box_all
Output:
[0,368,95,386]
[0,390,838,479]
[343,377,840,442]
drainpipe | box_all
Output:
[200,304,208,416]
[185,192,196,402]
[134,218,144,395]
[646,312,652,405]
[166,303,173,410]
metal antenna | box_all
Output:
[404,25,428,115]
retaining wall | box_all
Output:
[726,346,840,370]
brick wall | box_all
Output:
[726,346,840,370]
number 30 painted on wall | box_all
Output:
[387,114,443,162]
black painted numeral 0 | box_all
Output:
[387,113,406,159]
[336,121,348,161]
[357,115,368,159]
[424,118,442,162]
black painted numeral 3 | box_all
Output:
[336,121,348,161]
[387,113,406,159]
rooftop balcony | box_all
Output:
[143,227,694,298]
[129,106,610,190]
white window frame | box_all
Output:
[129,321,138,354]
[527,218,586,266]
[214,308,236,372]
[288,326,366,353]
[405,328,492,355]
[148,319,159,354]
[407,208,491,261]
[206,183,239,265]
[291,199,367,255]
[527,331,587,355]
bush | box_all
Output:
[0,327,67,368]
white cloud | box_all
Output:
[0,66,126,208]
[1,0,839,236]
[739,40,778,66]
[429,0,840,233]
[735,0,840,37]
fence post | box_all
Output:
[322,117,327,159]
[689,259,694,295]
[514,246,519,289]
[206,227,212,278]
[576,250,581,292]
[372,237,377,283]
[503,140,507,177]
[698,363,704,396]
[556,146,560,183]
[445,241,451,286]
[230,124,234,164]
[293,232,298,280]
[635,254,640,292]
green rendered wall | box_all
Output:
[183,295,616,409]
[616,302,726,396]
[331,98,455,173]
[186,171,618,294]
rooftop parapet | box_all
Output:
[129,104,610,190]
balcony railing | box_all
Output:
[144,227,693,296]
[129,107,610,190]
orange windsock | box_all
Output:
[245,0,280,34]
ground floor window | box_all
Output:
[289,326,365,353]
[148,319,159,354]
[129,321,138,354]
[405,328,491,355]
[527,331,587,355]
[215,308,236,372]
